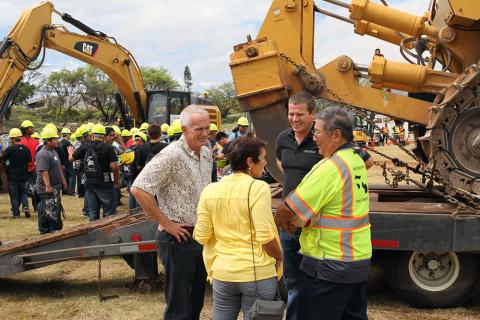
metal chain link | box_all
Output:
[278,53,480,213]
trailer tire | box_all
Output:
[386,251,479,308]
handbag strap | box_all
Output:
[247,179,259,297]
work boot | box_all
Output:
[23,208,31,218]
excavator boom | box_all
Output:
[0,1,147,123]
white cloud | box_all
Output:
[0,0,434,91]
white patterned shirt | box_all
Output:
[132,135,212,228]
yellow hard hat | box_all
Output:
[130,127,139,134]
[119,150,135,165]
[134,132,147,142]
[8,128,22,139]
[161,123,169,133]
[237,116,249,126]
[111,125,121,135]
[45,123,58,132]
[31,132,40,139]
[21,120,34,128]
[41,127,59,140]
[121,129,132,137]
[171,120,182,134]
[61,127,71,134]
[85,123,94,134]
[91,123,106,135]
[140,122,149,131]
[70,133,77,142]
[210,123,218,132]
[167,126,174,137]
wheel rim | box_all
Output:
[408,251,460,292]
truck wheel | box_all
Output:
[386,251,479,307]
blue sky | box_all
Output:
[0,0,426,91]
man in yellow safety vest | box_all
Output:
[275,106,371,320]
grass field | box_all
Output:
[0,145,479,319]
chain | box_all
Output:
[97,250,103,302]
[278,53,480,213]
[97,250,119,302]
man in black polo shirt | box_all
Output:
[69,124,120,221]
[275,91,319,320]
[276,92,374,320]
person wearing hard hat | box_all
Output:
[207,123,218,150]
[124,131,148,209]
[127,127,139,148]
[20,120,40,212]
[71,124,92,214]
[139,122,149,133]
[3,128,32,218]
[121,129,133,148]
[59,128,75,196]
[68,123,120,221]
[228,116,249,141]
[160,123,170,142]
[169,119,182,142]
[36,127,66,234]
[106,126,123,207]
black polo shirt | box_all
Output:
[276,128,322,198]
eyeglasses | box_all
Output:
[311,128,334,136]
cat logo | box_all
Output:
[74,41,98,57]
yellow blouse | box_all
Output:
[194,173,281,283]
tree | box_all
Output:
[42,68,84,125]
[79,66,118,123]
[14,70,43,105]
[183,65,193,92]
[140,67,178,91]
[206,81,241,118]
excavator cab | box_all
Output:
[146,90,222,129]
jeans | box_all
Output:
[37,188,63,234]
[27,171,39,211]
[280,229,303,320]
[298,274,368,320]
[7,180,29,217]
[85,185,117,221]
[63,167,76,195]
[127,180,138,210]
[213,277,277,320]
[156,229,207,320]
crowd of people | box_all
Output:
[2,93,373,319]
[129,94,373,320]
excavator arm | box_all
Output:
[230,0,480,198]
[0,1,147,124]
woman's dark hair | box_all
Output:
[227,136,267,172]
[148,124,161,139]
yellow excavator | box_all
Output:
[229,0,480,206]
[0,2,221,129]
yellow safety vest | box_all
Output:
[286,148,371,262]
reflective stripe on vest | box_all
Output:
[330,156,353,217]
[311,213,369,230]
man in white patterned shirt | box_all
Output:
[131,105,212,320]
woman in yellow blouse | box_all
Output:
[195,136,283,320]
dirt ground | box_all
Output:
[0,145,479,319]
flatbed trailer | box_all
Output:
[271,184,480,308]
[1,184,479,307]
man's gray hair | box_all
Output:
[180,105,209,127]
[317,107,354,142]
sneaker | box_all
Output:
[82,211,89,218]
[23,208,31,218]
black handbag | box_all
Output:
[246,180,285,320]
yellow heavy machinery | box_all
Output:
[0,2,221,129]
[230,0,479,203]
[230,0,480,307]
